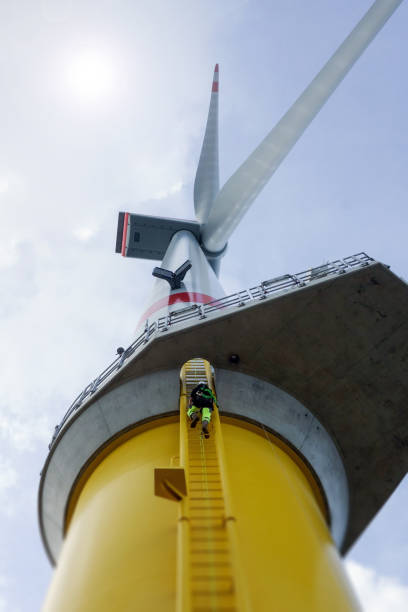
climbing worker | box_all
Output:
[188,381,217,438]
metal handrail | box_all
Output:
[48,252,375,448]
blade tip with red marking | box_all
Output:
[212,63,219,92]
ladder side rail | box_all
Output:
[204,361,252,612]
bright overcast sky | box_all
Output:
[0,1,407,610]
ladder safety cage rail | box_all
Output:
[48,252,375,449]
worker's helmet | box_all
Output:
[198,381,207,387]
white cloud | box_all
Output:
[0,460,18,517]
[0,406,51,453]
[0,171,25,199]
[0,591,8,612]
[153,180,183,201]
[346,560,408,612]
[0,177,9,195]
[0,240,18,269]
[0,461,17,490]
[0,573,20,612]
[73,226,96,241]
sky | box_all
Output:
[0,0,407,610]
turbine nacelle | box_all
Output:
[115,210,224,275]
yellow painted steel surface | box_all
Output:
[43,360,359,611]
[222,418,359,611]
[43,421,180,612]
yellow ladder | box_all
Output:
[178,358,249,612]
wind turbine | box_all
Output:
[116,0,403,325]
[40,1,407,611]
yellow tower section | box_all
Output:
[43,359,359,611]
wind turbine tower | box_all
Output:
[40,1,407,610]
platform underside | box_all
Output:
[40,262,408,556]
[104,262,408,552]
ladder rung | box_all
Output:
[191,608,236,612]
[192,608,236,612]
[189,483,222,486]
[190,478,222,492]
[190,551,230,556]
[190,520,225,526]
[192,603,237,612]
[192,587,234,594]
[190,525,225,530]
[190,465,220,476]
[191,562,232,568]
[192,579,234,585]
[190,497,223,500]
[190,485,222,488]
[191,537,228,543]
[190,470,219,480]
[189,490,223,494]
[189,512,225,518]
[190,506,225,511]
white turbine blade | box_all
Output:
[193,64,220,224]
[202,0,403,254]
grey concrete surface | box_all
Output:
[39,369,180,564]
[39,365,347,565]
[214,369,349,547]
[39,262,408,560]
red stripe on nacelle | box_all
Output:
[139,291,216,323]
[121,212,129,257]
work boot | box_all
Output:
[202,420,210,439]
[190,412,200,428]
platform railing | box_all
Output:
[48,252,375,448]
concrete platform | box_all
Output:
[39,368,349,564]
[39,261,408,558]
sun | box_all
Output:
[65,49,116,104]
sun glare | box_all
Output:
[66,50,116,105]
[0,176,10,195]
